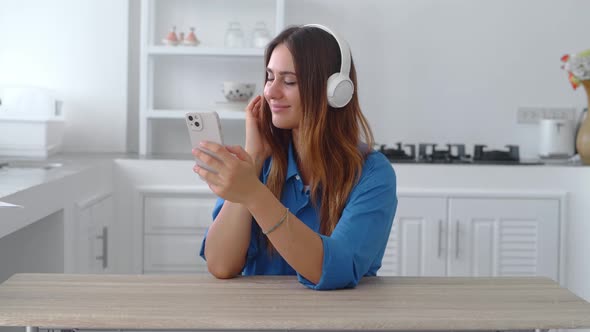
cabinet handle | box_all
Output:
[437,219,443,258]
[95,226,108,269]
[455,221,460,259]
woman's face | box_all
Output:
[264,43,302,130]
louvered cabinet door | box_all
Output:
[380,196,447,276]
[447,198,560,279]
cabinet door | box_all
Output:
[91,196,113,273]
[381,196,447,276]
[143,192,216,274]
[448,198,559,279]
[76,195,113,273]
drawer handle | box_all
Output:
[95,226,108,269]
[455,221,460,259]
[437,219,443,258]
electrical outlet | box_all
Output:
[517,106,577,124]
[517,107,544,124]
[544,107,576,121]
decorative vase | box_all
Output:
[162,26,179,46]
[577,80,590,165]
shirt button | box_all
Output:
[295,175,300,180]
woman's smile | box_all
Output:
[270,104,290,113]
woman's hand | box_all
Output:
[245,95,271,171]
[192,141,263,205]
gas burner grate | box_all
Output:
[378,143,525,165]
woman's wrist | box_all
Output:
[246,151,264,174]
[254,157,265,175]
[243,181,269,211]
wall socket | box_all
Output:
[517,106,577,124]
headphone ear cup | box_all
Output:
[327,73,354,109]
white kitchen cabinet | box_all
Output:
[380,196,447,277]
[380,193,563,281]
[448,197,559,278]
[75,194,113,273]
[139,0,285,155]
[142,190,217,274]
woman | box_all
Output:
[193,24,397,290]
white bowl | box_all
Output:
[222,82,255,102]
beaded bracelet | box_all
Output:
[263,208,289,235]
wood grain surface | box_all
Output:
[1,274,590,330]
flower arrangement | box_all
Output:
[561,49,590,90]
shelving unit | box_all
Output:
[145,109,247,120]
[147,46,265,57]
[139,0,285,155]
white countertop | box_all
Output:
[0,152,585,200]
[0,153,141,199]
[0,154,118,239]
[1,152,589,239]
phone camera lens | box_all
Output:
[195,121,200,127]
[188,116,193,121]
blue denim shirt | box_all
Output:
[200,143,397,290]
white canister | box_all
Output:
[251,21,271,48]
[538,119,576,158]
[225,22,245,48]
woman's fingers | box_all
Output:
[197,141,244,175]
[246,95,262,113]
[247,95,264,119]
[225,145,251,162]
[193,164,222,186]
[192,147,223,171]
[197,141,232,162]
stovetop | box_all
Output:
[379,143,543,165]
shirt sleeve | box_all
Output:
[297,155,397,290]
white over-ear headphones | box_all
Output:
[303,24,354,109]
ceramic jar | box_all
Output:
[252,21,271,48]
[225,22,245,48]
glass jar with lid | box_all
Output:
[251,21,271,48]
[225,22,245,48]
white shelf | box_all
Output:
[139,0,284,155]
[148,46,264,57]
[146,109,245,120]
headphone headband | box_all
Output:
[302,24,354,109]
[303,24,351,78]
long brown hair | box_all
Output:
[260,26,374,241]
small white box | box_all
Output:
[0,87,64,157]
[0,118,64,157]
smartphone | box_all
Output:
[185,111,224,173]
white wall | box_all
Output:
[2,1,588,156]
[125,0,590,157]
[0,0,129,153]
[284,0,590,159]
[128,0,141,154]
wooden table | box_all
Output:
[1,274,590,331]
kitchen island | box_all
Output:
[1,273,590,331]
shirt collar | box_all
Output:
[287,140,300,180]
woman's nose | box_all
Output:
[264,80,282,100]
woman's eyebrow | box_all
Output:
[266,68,296,76]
